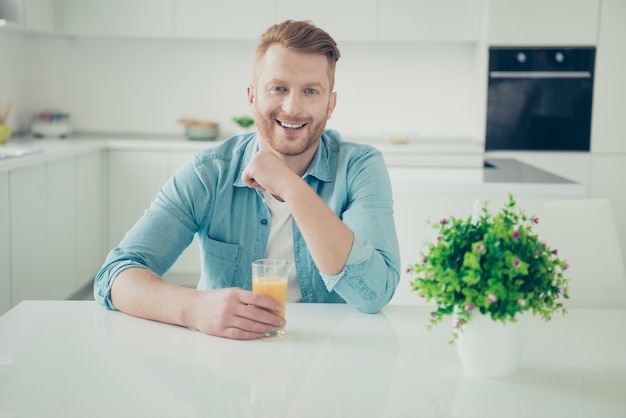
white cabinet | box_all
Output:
[173,0,274,40]
[590,0,626,153]
[10,159,78,305]
[488,0,601,45]
[59,0,173,38]
[0,173,10,315]
[107,149,199,287]
[107,150,170,248]
[379,0,485,42]
[76,151,105,289]
[10,164,48,304]
[276,0,378,42]
[23,0,57,32]
[46,158,78,299]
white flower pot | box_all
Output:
[454,312,527,378]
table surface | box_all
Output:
[1,301,625,418]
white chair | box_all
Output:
[473,197,626,309]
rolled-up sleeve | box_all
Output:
[320,148,400,313]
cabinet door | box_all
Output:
[76,151,104,289]
[23,0,57,33]
[173,0,274,40]
[276,0,378,42]
[10,165,47,304]
[0,173,10,314]
[166,151,200,286]
[380,0,484,42]
[60,0,173,38]
[488,0,600,45]
[107,150,170,249]
[47,158,78,300]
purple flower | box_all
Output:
[533,217,539,224]
[518,298,526,307]
[439,218,447,225]
[513,259,521,267]
[487,294,496,303]
[564,263,570,270]
[558,287,565,295]
[512,231,520,239]
[455,320,463,328]
[476,244,484,252]
[437,236,441,241]
[422,257,428,264]
[431,313,437,319]
[552,249,558,255]
[464,304,473,312]
[406,267,411,274]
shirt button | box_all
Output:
[261,219,268,225]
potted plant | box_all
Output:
[406,194,570,377]
[233,115,255,134]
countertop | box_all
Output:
[0,134,585,196]
[1,301,624,418]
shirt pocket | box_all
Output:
[203,236,243,288]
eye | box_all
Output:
[271,86,286,92]
[304,88,318,95]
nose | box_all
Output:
[281,91,303,117]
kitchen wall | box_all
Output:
[3,32,483,140]
[0,30,23,127]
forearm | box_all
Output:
[111,267,199,329]
[282,177,353,275]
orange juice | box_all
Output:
[252,276,288,322]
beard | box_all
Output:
[254,111,328,157]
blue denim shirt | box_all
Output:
[94,129,400,313]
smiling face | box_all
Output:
[248,44,337,165]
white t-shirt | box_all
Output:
[262,191,302,302]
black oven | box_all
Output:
[485,47,595,151]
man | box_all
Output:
[94,20,400,340]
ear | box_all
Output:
[247,85,255,109]
[326,91,337,120]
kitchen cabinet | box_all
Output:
[276,0,378,42]
[10,164,48,304]
[488,0,600,46]
[173,0,274,40]
[379,0,484,42]
[10,158,77,305]
[76,151,105,290]
[0,173,10,315]
[0,0,57,32]
[590,155,626,266]
[23,0,57,33]
[107,149,199,287]
[59,0,173,38]
[590,0,626,153]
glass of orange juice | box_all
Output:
[252,259,288,337]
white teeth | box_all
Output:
[279,121,304,129]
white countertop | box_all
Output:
[0,134,585,196]
[1,301,624,418]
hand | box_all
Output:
[190,287,286,340]
[241,150,295,198]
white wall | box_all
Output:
[5,33,482,140]
[0,30,24,128]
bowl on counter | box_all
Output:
[178,118,219,141]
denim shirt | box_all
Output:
[94,129,400,314]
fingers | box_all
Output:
[195,288,285,340]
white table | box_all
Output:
[1,301,625,418]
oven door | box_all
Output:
[485,47,595,151]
